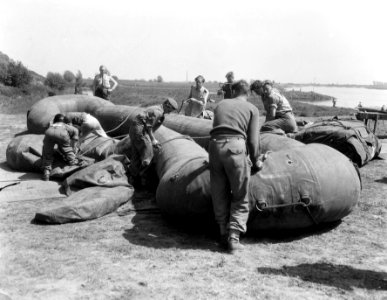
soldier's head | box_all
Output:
[163,97,178,114]
[99,65,108,75]
[225,71,234,83]
[232,80,250,97]
[250,80,264,96]
[195,75,205,89]
[63,116,71,124]
[262,80,274,95]
[53,113,65,124]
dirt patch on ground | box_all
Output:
[0,114,386,299]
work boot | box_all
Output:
[228,229,244,253]
[218,234,229,250]
[68,158,79,166]
[217,224,229,250]
[42,170,50,181]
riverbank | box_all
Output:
[283,89,333,102]
[283,85,387,109]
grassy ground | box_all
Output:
[0,112,386,299]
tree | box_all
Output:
[3,61,32,87]
[74,70,84,94]
[63,70,75,84]
[157,75,163,83]
[44,72,66,90]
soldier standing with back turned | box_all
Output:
[209,80,261,253]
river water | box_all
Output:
[286,86,387,109]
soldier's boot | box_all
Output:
[42,169,50,181]
[228,229,244,253]
[218,224,229,250]
[68,158,79,166]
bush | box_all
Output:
[63,70,75,84]
[45,72,66,90]
[0,62,7,83]
[2,61,32,88]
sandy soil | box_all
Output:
[0,113,386,300]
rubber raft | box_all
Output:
[15,95,361,230]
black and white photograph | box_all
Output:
[1,0,386,299]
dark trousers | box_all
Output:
[209,137,251,233]
[42,126,76,172]
[94,87,111,100]
[261,111,298,133]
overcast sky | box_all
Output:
[2,0,387,84]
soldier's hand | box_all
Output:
[152,140,161,150]
[251,152,269,175]
[251,160,263,175]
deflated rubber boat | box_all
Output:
[9,95,361,230]
[295,119,381,167]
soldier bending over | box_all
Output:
[209,80,262,253]
[41,114,79,181]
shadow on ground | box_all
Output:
[375,177,387,184]
[122,212,222,252]
[258,262,387,291]
[0,161,41,180]
[122,207,342,251]
[244,221,342,245]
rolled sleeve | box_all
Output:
[66,125,79,141]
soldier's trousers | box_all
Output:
[261,111,298,133]
[42,126,77,172]
[209,136,251,233]
[94,87,110,100]
[128,118,154,177]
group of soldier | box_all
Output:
[41,67,299,253]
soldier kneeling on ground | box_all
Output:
[41,114,80,181]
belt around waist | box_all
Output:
[210,135,245,142]
[277,110,293,115]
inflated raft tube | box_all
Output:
[163,115,305,152]
[154,126,360,229]
[163,114,212,149]
[27,95,114,133]
[247,143,360,231]
[154,126,212,218]
[260,132,304,153]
